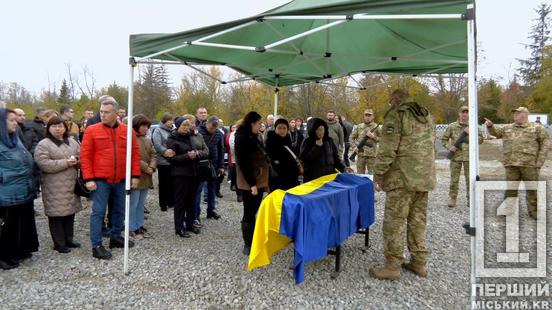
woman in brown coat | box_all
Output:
[235,111,269,255]
[129,114,157,240]
[34,116,81,253]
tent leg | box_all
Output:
[273,78,279,117]
[466,3,479,307]
[124,60,136,275]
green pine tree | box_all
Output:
[518,3,551,87]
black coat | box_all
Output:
[25,118,45,143]
[300,118,345,182]
[265,131,299,191]
[17,123,39,154]
[166,131,209,177]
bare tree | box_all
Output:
[76,65,97,100]
[65,63,78,101]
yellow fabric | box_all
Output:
[248,173,339,271]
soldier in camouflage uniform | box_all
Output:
[485,107,550,219]
[369,89,436,280]
[349,108,380,174]
[441,106,484,208]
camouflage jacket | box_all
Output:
[440,121,484,162]
[349,122,380,157]
[488,122,550,167]
[374,101,436,192]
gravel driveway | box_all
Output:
[1,158,550,309]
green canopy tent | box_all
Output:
[125,0,479,302]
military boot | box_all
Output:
[447,198,456,208]
[368,263,400,280]
[402,262,427,278]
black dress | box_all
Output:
[0,202,39,262]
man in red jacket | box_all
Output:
[81,96,141,260]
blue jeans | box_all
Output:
[129,189,148,232]
[90,180,125,247]
[194,179,216,220]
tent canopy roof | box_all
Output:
[130,0,473,86]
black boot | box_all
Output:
[241,222,254,255]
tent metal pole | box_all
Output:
[263,21,326,75]
[274,78,279,118]
[355,13,463,20]
[265,20,346,50]
[124,59,136,275]
[141,42,190,60]
[192,41,256,51]
[466,3,478,308]
[264,13,463,21]
[194,20,258,43]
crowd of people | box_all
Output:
[1,89,549,282]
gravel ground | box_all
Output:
[1,152,551,309]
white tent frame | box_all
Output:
[125,6,479,306]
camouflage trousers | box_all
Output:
[383,188,429,268]
[356,156,376,175]
[505,166,540,218]
[449,160,469,202]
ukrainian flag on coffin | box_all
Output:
[248,173,375,284]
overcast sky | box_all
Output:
[0,0,544,94]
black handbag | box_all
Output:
[198,159,216,181]
[74,169,91,198]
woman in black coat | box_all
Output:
[300,118,346,182]
[166,115,209,238]
[265,119,300,191]
[235,111,269,255]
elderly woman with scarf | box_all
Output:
[0,104,39,269]
[167,115,209,238]
[34,116,82,253]
[300,117,347,182]
[265,118,300,191]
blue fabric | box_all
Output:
[90,180,125,246]
[129,189,148,231]
[279,174,374,283]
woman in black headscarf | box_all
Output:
[265,118,300,191]
[300,118,346,182]
[0,105,39,269]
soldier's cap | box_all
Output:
[511,106,529,113]
[458,106,469,112]
[364,108,374,115]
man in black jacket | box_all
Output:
[14,108,39,154]
[194,116,224,224]
[25,107,46,144]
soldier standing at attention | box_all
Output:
[441,106,484,208]
[485,107,550,220]
[349,108,380,174]
[370,89,436,280]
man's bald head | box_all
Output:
[13,108,26,124]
